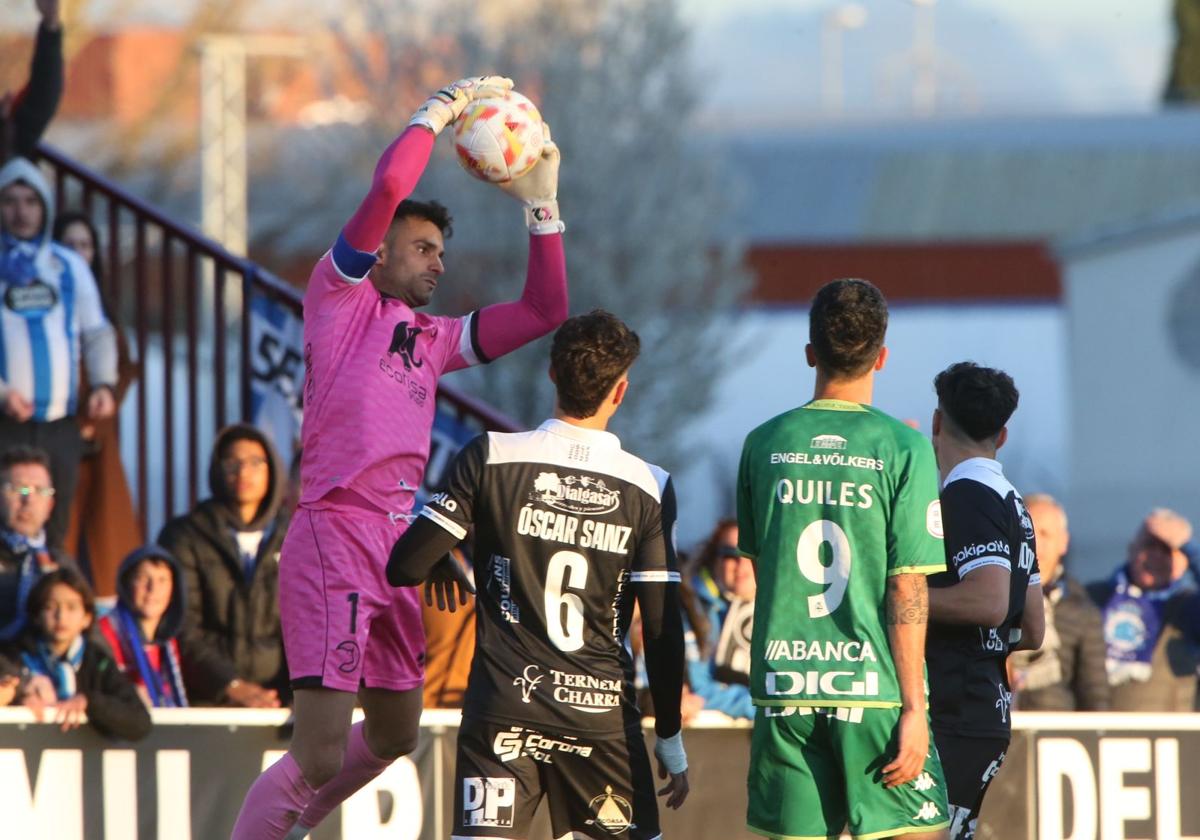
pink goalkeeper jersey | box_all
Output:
[298,246,484,516]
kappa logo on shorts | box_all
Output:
[586,785,635,834]
[462,777,515,828]
[335,640,361,673]
[530,472,620,515]
[915,801,942,821]
[913,772,936,792]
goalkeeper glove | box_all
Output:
[408,75,513,136]
[495,123,563,234]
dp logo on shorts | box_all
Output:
[463,777,516,828]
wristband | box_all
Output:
[525,201,564,234]
[654,731,688,775]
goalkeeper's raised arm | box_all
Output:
[341,75,513,257]
[466,124,568,366]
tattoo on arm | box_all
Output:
[887,575,929,625]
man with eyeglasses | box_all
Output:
[157,424,291,708]
[0,445,71,641]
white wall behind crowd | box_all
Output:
[674,304,1071,562]
[1059,209,1200,584]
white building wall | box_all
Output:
[1063,229,1200,583]
[672,305,1068,559]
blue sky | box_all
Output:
[680,0,1176,124]
[5,0,1178,120]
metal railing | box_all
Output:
[35,144,517,537]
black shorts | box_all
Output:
[932,731,1010,840]
[452,717,661,840]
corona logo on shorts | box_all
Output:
[462,777,516,828]
[764,670,880,697]
[586,785,635,834]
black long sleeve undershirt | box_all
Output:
[386,515,460,587]
[636,580,685,739]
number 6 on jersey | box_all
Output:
[797,520,852,618]
[545,550,588,651]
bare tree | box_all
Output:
[278,0,749,464]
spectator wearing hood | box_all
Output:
[1088,508,1200,712]
[0,157,117,550]
[1,0,64,163]
[96,545,247,707]
[158,424,290,706]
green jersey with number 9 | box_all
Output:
[737,399,945,708]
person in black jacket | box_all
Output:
[1,0,64,163]
[0,445,73,642]
[6,567,150,740]
[1010,495,1110,711]
[157,424,289,706]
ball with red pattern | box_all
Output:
[453,90,546,184]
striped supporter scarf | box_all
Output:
[22,635,85,700]
[112,604,188,707]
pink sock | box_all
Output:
[296,721,392,830]
[230,752,317,840]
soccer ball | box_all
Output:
[453,90,545,183]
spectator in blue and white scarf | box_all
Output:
[0,445,72,641]
[4,567,149,739]
[1088,508,1200,712]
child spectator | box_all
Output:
[7,567,150,739]
[96,545,239,708]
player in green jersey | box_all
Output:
[738,279,950,840]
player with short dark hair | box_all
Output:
[926,361,1044,840]
[230,75,569,840]
[739,278,950,840]
[392,197,454,237]
[388,309,689,840]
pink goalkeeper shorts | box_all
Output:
[279,498,424,693]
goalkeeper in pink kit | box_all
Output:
[230,76,568,840]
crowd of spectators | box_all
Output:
[0,0,1198,747]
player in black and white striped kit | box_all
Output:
[387,310,688,840]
